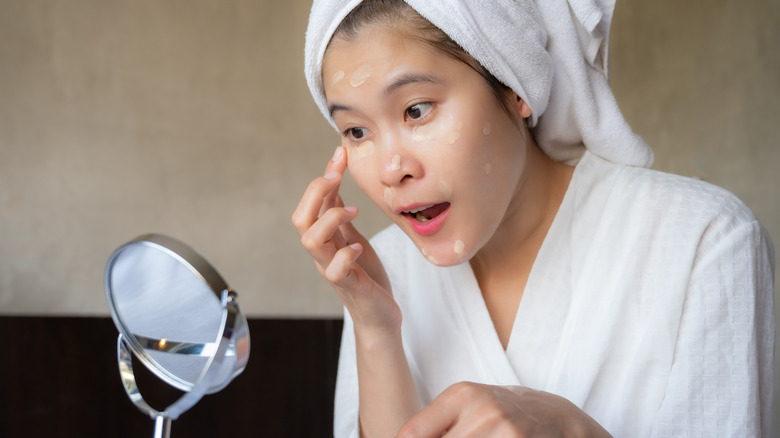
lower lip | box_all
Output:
[405,204,451,236]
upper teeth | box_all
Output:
[405,206,430,214]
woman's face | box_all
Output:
[322,26,531,266]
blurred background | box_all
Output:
[0,0,777,436]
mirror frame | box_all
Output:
[104,234,245,392]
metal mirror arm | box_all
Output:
[116,289,242,437]
[133,335,238,357]
[117,335,173,438]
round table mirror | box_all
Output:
[105,234,250,438]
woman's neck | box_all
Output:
[474,141,573,275]
[469,140,574,348]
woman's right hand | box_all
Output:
[292,146,401,336]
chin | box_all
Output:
[408,236,471,267]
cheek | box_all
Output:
[346,155,387,207]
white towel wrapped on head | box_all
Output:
[304,0,653,168]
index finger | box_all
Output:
[321,146,347,212]
[291,147,348,234]
[397,387,462,438]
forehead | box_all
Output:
[322,26,447,85]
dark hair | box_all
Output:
[327,0,520,124]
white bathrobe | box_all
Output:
[334,151,775,437]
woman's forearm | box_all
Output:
[355,329,420,438]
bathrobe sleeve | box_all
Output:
[333,308,360,438]
[650,218,775,437]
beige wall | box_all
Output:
[1,0,778,428]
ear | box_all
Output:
[513,93,532,119]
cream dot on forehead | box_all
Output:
[355,140,375,159]
[390,154,401,171]
[349,64,373,87]
[331,70,345,85]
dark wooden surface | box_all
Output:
[0,316,343,437]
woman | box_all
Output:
[293,0,775,436]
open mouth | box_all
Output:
[402,202,451,222]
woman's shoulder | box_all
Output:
[578,151,758,227]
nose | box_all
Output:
[377,132,420,187]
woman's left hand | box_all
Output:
[397,382,612,438]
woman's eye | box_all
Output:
[344,127,367,140]
[405,102,432,121]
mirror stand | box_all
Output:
[106,234,249,438]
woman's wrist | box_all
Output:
[353,320,404,355]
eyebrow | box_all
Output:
[328,73,443,118]
[384,73,442,95]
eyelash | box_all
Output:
[342,127,367,142]
[405,102,433,123]
[340,102,435,142]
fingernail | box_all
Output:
[344,206,357,213]
[331,146,343,163]
[324,170,339,180]
[349,243,361,251]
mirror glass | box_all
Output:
[105,234,249,436]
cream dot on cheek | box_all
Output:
[349,64,373,87]
[447,131,461,145]
[390,154,401,171]
[354,140,375,159]
[453,240,465,256]
[438,178,453,199]
[384,187,395,209]
[412,125,435,142]
[483,122,492,136]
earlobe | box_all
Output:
[514,94,533,119]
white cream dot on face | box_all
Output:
[384,186,395,209]
[349,63,373,87]
[447,131,461,145]
[390,154,401,171]
[420,246,438,264]
[483,122,492,136]
[412,125,435,142]
[331,70,345,86]
[438,178,453,198]
[453,240,465,255]
[484,163,492,175]
[355,140,375,159]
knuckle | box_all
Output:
[306,177,324,192]
[397,420,422,438]
[300,234,318,250]
[451,381,479,399]
[324,267,340,283]
[325,262,348,284]
[290,211,304,228]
